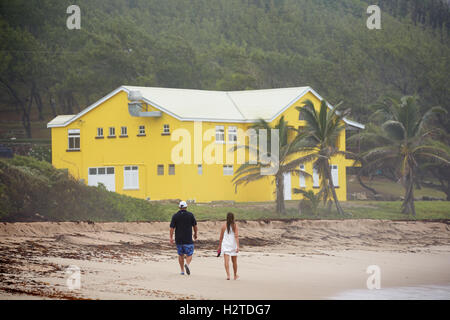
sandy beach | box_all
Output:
[0,219,449,300]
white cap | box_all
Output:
[179,201,187,208]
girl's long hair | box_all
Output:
[226,212,235,234]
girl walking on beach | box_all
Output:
[218,212,239,280]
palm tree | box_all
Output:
[357,96,450,215]
[295,99,355,216]
[293,188,322,215]
[232,116,310,214]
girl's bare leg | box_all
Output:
[224,254,230,280]
[231,256,239,280]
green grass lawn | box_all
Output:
[347,175,446,200]
[154,200,450,222]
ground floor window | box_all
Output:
[223,165,234,176]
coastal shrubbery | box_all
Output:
[0,156,163,222]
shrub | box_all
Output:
[0,156,162,222]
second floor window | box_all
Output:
[163,124,170,134]
[298,109,305,120]
[68,129,80,150]
[216,126,225,143]
[109,127,115,137]
[228,126,237,143]
[139,125,146,135]
[121,126,127,136]
[97,128,103,138]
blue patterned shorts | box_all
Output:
[176,244,194,256]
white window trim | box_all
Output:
[299,164,306,188]
[96,128,103,137]
[139,125,146,135]
[109,127,116,137]
[223,165,234,176]
[215,125,225,144]
[121,126,128,136]
[330,164,339,187]
[227,126,238,144]
[313,167,320,188]
[163,124,170,134]
[68,129,80,150]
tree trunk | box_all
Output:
[275,174,286,214]
[48,94,57,117]
[357,171,378,196]
[326,161,345,215]
[401,170,416,216]
[33,91,44,121]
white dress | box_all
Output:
[221,225,238,256]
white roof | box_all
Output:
[47,86,364,129]
[47,115,76,126]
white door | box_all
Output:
[331,165,339,187]
[88,167,115,191]
[283,172,292,200]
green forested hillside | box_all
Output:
[1,0,449,138]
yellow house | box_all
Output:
[47,86,364,203]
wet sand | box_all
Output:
[0,220,449,299]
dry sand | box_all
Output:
[0,219,449,300]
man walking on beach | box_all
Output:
[170,201,198,275]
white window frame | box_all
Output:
[139,125,146,135]
[223,165,234,176]
[109,127,116,137]
[299,164,306,188]
[121,126,127,136]
[97,128,103,138]
[123,166,139,190]
[313,166,319,188]
[163,124,170,134]
[228,126,237,144]
[68,129,80,150]
[215,125,225,143]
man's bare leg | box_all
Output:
[186,254,193,266]
[178,255,185,273]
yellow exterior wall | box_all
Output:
[51,90,355,203]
